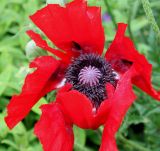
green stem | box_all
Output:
[74,143,91,151]
[118,134,151,151]
[128,10,135,43]
[140,0,160,43]
[104,0,117,29]
[127,0,140,44]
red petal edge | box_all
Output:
[30,0,104,55]
[5,56,61,129]
[105,23,160,101]
[56,90,94,129]
[99,67,136,151]
[56,84,112,129]
[34,103,74,151]
[26,30,71,64]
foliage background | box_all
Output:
[0,0,160,151]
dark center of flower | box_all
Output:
[65,53,117,108]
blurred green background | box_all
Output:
[0,0,160,151]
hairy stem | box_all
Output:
[140,0,160,43]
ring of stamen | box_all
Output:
[65,53,117,108]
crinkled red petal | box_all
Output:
[5,56,62,129]
[105,23,160,101]
[56,90,94,129]
[34,103,74,151]
[27,30,71,64]
[56,67,135,130]
[99,67,136,151]
[57,85,111,129]
[105,83,115,99]
[30,0,104,55]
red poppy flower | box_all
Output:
[5,0,160,151]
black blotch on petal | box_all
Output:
[72,41,82,50]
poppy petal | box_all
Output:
[5,56,61,129]
[56,90,95,129]
[99,67,136,151]
[27,30,71,64]
[30,0,104,54]
[105,23,160,100]
[66,0,104,54]
[95,84,115,126]
[34,103,74,151]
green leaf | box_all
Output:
[74,126,86,149]
[25,40,47,60]
[86,129,101,145]
[140,0,160,43]
[131,17,149,31]
[32,98,48,115]
[46,0,65,5]
[0,52,12,72]
[1,140,19,150]
[0,113,9,139]
[0,65,13,96]
[11,122,26,135]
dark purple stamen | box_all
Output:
[65,53,117,108]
